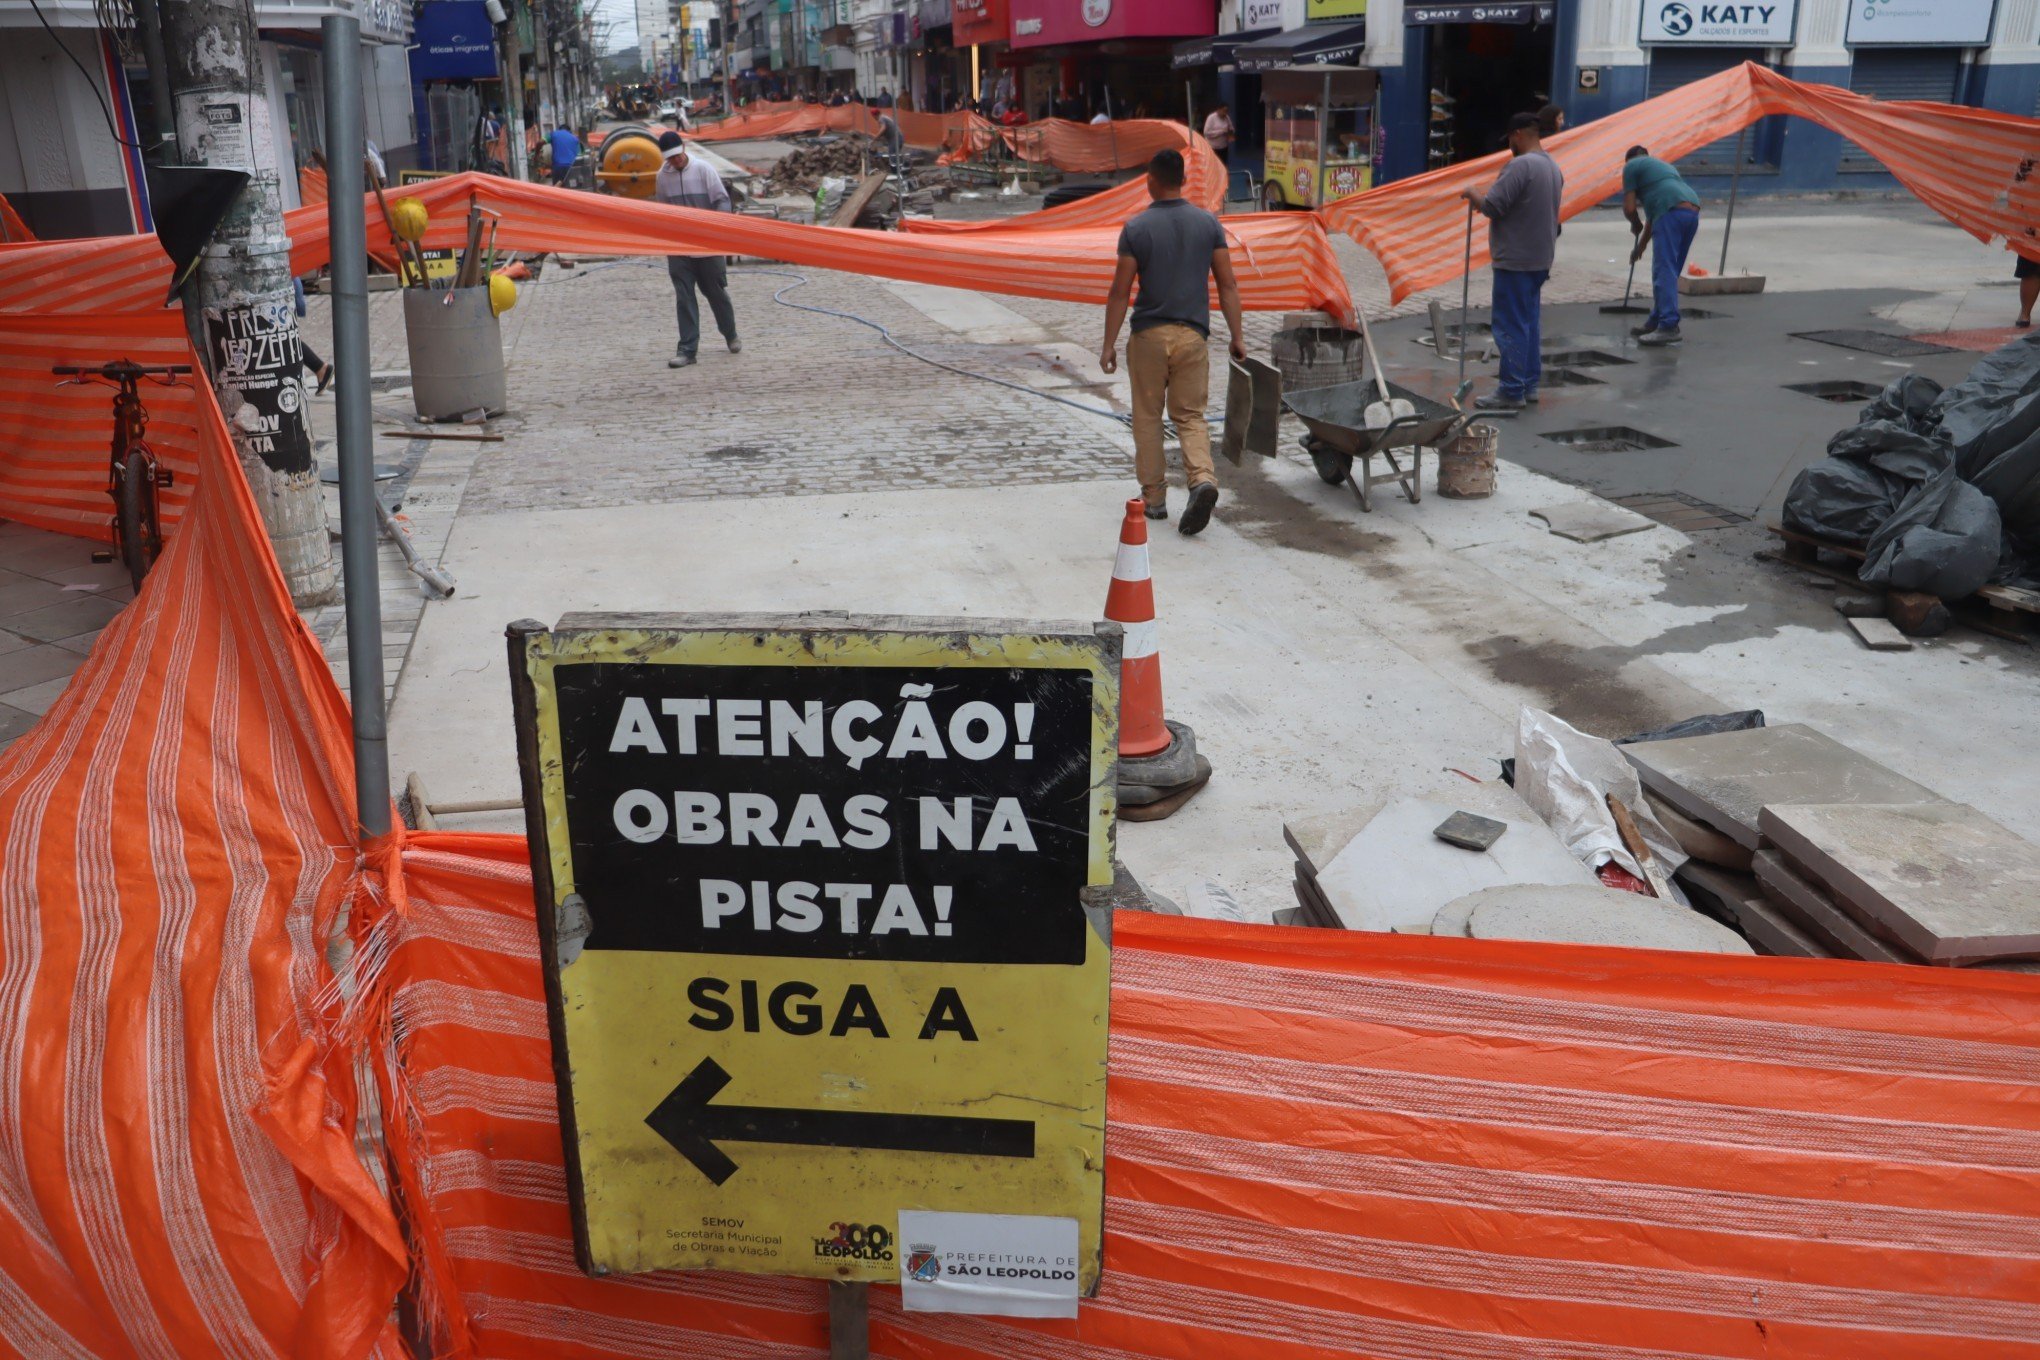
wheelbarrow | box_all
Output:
[1284,377,1476,512]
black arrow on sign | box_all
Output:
[645,1057,1036,1186]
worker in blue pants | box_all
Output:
[1623,145,1703,347]
[1459,113,1564,412]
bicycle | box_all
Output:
[52,360,190,591]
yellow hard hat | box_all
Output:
[390,196,429,243]
[488,271,518,316]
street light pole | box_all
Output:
[321,15,391,836]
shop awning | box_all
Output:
[1172,26,1279,70]
[1405,2,1554,24]
[1235,22,1367,73]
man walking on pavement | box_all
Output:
[1100,149,1246,536]
[1459,111,1563,412]
[1622,145,1702,347]
[546,123,581,185]
[654,131,741,368]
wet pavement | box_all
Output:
[0,522,133,750]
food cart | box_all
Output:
[1259,66,1378,211]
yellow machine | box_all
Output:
[596,126,667,198]
[1260,66,1377,211]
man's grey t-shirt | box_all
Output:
[1479,149,1564,273]
[1117,198,1228,336]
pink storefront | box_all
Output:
[1002,0,1215,119]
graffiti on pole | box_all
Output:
[203,300,313,474]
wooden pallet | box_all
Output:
[1765,524,2035,642]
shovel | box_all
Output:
[1351,303,1414,432]
[1600,228,1650,314]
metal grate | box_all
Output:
[1790,330,1958,357]
[1540,368,1604,388]
[1541,349,1633,368]
[1540,426,1677,454]
[1612,491,1749,530]
[1784,379,1886,404]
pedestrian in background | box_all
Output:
[654,132,741,369]
[2016,255,2039,328]
[1100,149,1246,536]
[1459,111,1563,411]
[1202,102,1235,166]
[546,123,581,185]
[1622,144,1702,346]
[1536,101,1565,136]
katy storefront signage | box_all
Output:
[509,614,1116,1295]
[1640,0,1797,44]
[1847,0,1994,45]
[1407,2,1553,21]
[1239,0,1283,27]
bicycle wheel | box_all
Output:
[118,447,163,591]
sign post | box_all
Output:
[507,612,1118,1329]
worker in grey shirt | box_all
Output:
[654,131,740,369]
[1459,111,1564,411]
[1100,149,1246,536]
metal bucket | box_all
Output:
[403,285,506,421]
[1270,325,1369,395]
[1438,421,1499,499]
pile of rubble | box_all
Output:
[1279,709,2040,971]
[760,138,871,194]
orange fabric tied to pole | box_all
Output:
[6,66,2040,1360]
[1105,497,1170,758]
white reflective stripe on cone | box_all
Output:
[1121,618,1160,661]
[1113,542,1151,582]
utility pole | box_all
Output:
[497,0,530,179]
[159,0,338,605]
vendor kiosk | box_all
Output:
[1260,66,1378,210]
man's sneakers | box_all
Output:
[1143,500,1168,521]
[1474,392,1525,412]
[727,335,743,354]
[1523,390,1540,405]
[1637,327,1683,347]
[1178,481,1219,536]
[669,351,697,368]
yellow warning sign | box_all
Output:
[508,613,1117,1286]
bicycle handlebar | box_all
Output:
[52,361,193,378]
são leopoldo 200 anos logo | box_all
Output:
[814,1221,895,1263]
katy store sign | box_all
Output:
[1238,0,1286,30]
[1847,0,1995,45]
[1640,0,1797,44]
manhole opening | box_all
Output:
[1790,329,1958,357]
[1612,491,1750,529]
[1540,367,1604,388]
[706,445,773,461]
[1541,425,1678,454]
[1678,308,1726,319]
[1542,349,1633,368]
[1784,379,1885,403]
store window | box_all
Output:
[1423,20,1556,168]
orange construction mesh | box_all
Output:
[1323,62,2040,302]
[1,71,2039,1360]
[0,193,31,244]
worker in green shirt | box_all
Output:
[1622,145,1702,347]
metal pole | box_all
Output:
[500,3,529,180]
[1718,122,1748,276]
[1313,70,1329,209]
[132,0,177,162]
[322,15,390,838]
[1186,78,1194,134]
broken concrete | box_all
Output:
[1759,802,2040,964]
[1466,889,1755,953]
[1528,501,1656,543]
[1313,796,1600,934]
[1750,846,1909,963]
[1622,723,1943,850]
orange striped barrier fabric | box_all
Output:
[0,192,32,243]
[1323,62,2040,303]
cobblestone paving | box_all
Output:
[451,260,1132,516]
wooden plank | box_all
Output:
[1767,521,1867,561]
[829,172,889,228]
[1981,582,2040,615]
[1847,616,1913,651]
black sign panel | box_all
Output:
[1407,2,1554,24]
[202,300,314,474]
[552,661,1094,966]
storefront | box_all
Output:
[1171,26,1275,137]
[411,0,501,173]
[1400,3,1555,170]
[1005,0,1216,118]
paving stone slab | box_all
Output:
[1750,847,1909,963]
[1621,723,1943,850]
[1466,890,1754,954]
[1759,803,2040,964]
[1435,883,1647,940]
[1315,796,1599,934]
[1529,501,1656,543]
[1676,861,1828,959]
[1285,781,1541,877]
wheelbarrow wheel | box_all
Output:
[1310,449,1353,486]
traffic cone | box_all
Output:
[1104,498,1171,758]
[1104,499,1212,821]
